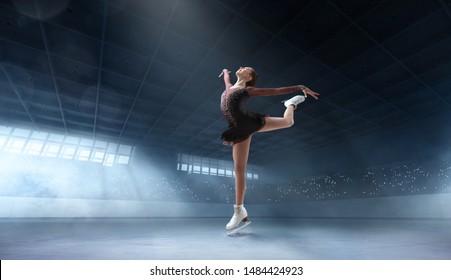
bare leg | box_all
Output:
[258,105,295,133]
[231,106,294,204]
[232,135,252,205]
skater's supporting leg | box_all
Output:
[232,135,252,205]
[227,138,252,230]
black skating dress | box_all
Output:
[220,87,267,145]
[220,85,303,145]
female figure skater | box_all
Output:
[219,67,319,233]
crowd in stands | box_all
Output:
[2,154,450,203]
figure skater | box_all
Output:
[219,67,319,233]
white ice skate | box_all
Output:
[226,204,252,236]
[282,94,306,109]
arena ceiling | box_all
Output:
[1,0,451,163]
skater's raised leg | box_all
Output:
[258,106,295,133]
[258,94,308,133]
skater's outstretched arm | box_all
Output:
[247,85,320,100]
[219,69,232,88]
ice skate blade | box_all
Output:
[226,221,252,236]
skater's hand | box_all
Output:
[302,87,320,100]
[219,69,231,77]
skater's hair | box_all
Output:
[246,68,259,87]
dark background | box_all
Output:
[1,0,451,204]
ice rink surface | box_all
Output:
[1,218,450,260]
